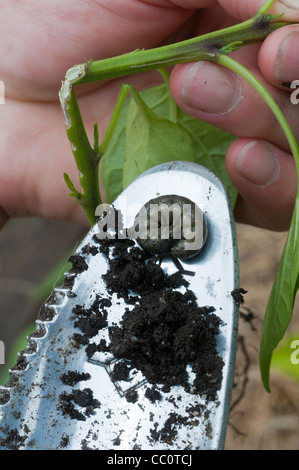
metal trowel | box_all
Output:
[0,161,239,450]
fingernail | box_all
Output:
[182,62,242,115]
[235,141,280,187]
[280,0,299,9]
[275,30,299,82]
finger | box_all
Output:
[217,0,266,20]
[0,209,9,231]
[0,98,88,227]
[258,24,299,88]
[226,138,297,230]
[169,0,216,7]
[0,0,193,101]
[169,60,298,152]
[0,72,161,228]
[217,0,299,21]
[269,0,299,22]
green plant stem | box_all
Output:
[216,53,299,392]
[158,68,178,123]
[216,54,299,172]
[71,19,287,87]
[99,84,130,155]
[64,88,101,226]
[258,0,277,15]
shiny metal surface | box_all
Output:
[0,162,239,450]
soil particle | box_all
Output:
[108,289,223,399]
[111,361,131,382]
[149,413,187,445]
[0,426,27,450]
[144,386,162,403]
[125,389,139,403]
[68,254,88,273]
[72,295,109,341]
[59,435,70,448]
[84,339,109,359]
[231,288,247,306]
[58,388,100,421]
[81,243,99,256]
[60,370,91,387]
[0,389,10,405]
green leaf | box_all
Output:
[177,110,237,206]
[123,87,196,189]
[101,82,237,207]
[271,332,299,382]
[260,198,299,391]
[100,105,127,204]
[64,172,81,198]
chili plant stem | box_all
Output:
[61,87,101,226]
[99,84,131,155]
[216,55,299,172]
[70,19,287,87]
[216,53,299,392]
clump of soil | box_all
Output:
[72,295,110,345]
[93,223,224,401]
[99,236,188,304]
[144,386,162,403]
[68,254,88,273]
[231,288,247,306]
[58,388,100,421]
[109,289,223,400]
[0,426,27,450]
[60,370,91,386]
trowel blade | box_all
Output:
[0,161,239,450]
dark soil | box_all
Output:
[58,388,100,421]
[90,216,224,401]
[108,289,223,399]
[60,370,91,386]
[231,288,247,306]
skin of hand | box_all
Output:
[0,0,298,231]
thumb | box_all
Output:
[270,1,299,21]
[217,0,299,21]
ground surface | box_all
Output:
[0,217,298,449]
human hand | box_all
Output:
[170,0,299,231]
[0,0,195,229]
[0,1,298,231]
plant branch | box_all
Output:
[59,85,101,226]
[69,18,288,87]
[216,53,299,392]
[216,54,299,172]
[99,84,130,155]
[258,0,276,15]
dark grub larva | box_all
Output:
[132,195,207,260]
